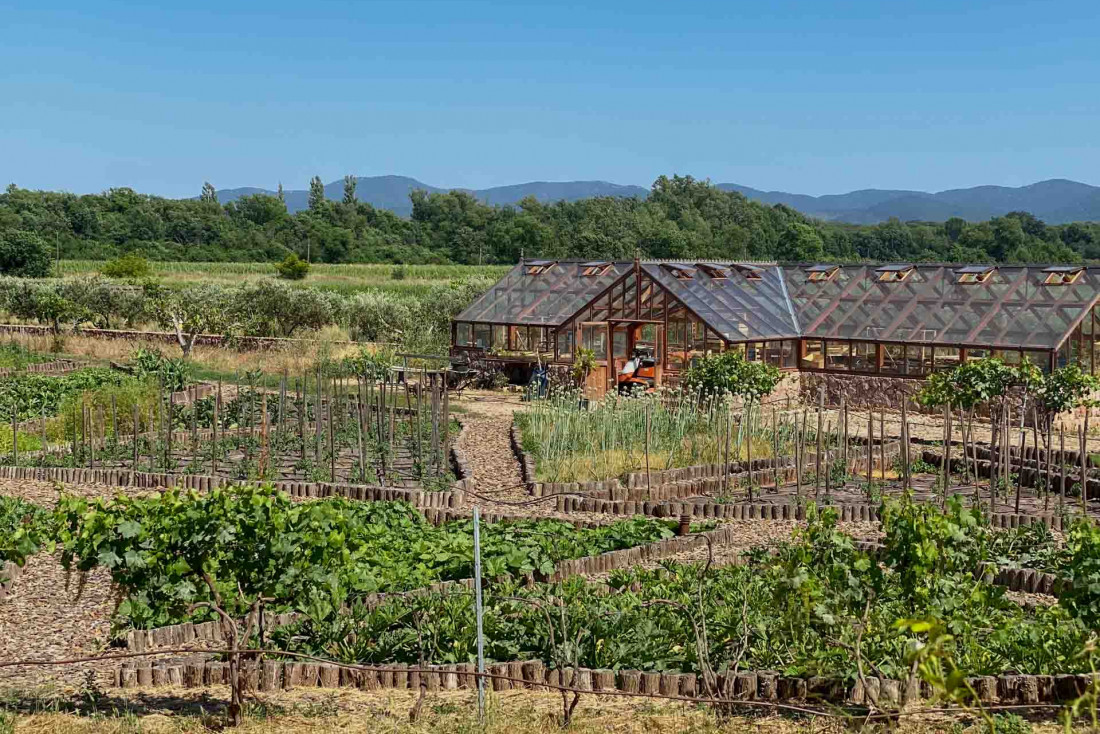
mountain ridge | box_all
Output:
[209,176,1100,224]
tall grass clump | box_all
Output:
[516,388,799,483]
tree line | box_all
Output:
[2,175,1099,267]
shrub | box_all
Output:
[100,254,152,279]
[391,264,407,280]
[274,253,310,280]
[683,350,783,402]
[0,230,52,278]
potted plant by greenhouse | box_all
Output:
[572,348,597,408]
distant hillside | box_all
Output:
[719,179,1100,224]
[214,176,648,217]
[210,176,1100,223]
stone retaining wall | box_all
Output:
[112,655,1097,706]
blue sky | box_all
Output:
[2,0,1098,198]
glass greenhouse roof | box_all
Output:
[785,265,1100,349]
[456,262,1100,350]
[641,262,800,342]
[455,260,635,326]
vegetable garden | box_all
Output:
[7,333,1100,732]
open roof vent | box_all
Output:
[525,260,556,275]
[730,264,763,281]
[661,263,695,280]
[875,264,914,282]
[1042,265,1085,285]
[805,264,839,282]
[695,263,729,279]
[580,261,612,277]
[955,265,996,284]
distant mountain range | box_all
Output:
[209,176,1100,224]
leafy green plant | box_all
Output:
[0,495,55,570]
[0,367,132,423]
[1061,519,1100,627]
[100,254,152,279]
[274,253,310,280]
[570,347,597,387]
[128,347,192,392]
[683,349,783,403]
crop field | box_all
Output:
[2,312,1100,732]
[57,259,509,296]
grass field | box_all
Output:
[57,260,510,295]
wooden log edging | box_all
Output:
[110,655,1098,706]
[0,359,85,378]
[921,449,1100,505]
[0,560,21,601]
[0,464,469,511]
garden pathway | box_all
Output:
[455,392,526,504]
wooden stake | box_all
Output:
[814,391,823,498]
[354,396,365,483]
[1081,422,1089,516]
[442,372,450,478]
[841,398,849,473]
[772,407,780,492]
[866,410,873,492]
[328,379,336,483]
[1060,425,1066,508]
[213,380,221,476]
[646,400,653,494]
[943,404,952,504]
[111,394,118,451]
[1083,410,1091,513]
[132,402,139,470]
[11,397,18,466]
[793,414,801,499]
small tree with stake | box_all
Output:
[684,351,783,497]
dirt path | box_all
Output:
[455,392,527,503]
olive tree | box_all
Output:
[146,283,237,357]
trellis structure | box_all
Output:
[452,259,1100,395]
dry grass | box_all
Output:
[0,330,366,379]
[0,686,1069,734]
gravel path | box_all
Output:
[0,478,158,690]
[452,392,628,524]
[0,552,117,689]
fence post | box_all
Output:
[473,507,486,722]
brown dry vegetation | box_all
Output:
[0,687,1071,734]
[3,329,366,378]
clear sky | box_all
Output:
[2,0,1098,198]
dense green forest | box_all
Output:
[2,175,1099,267]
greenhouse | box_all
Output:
[452,260,1100,395]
